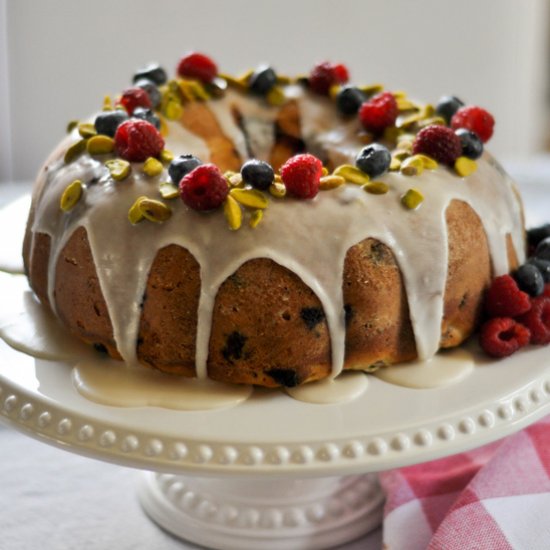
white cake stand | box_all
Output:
[1,334,550,550]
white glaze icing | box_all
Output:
[27,85,525,386]
[286,371,369,404]
[72,358,252,410]
[374,348,474,388]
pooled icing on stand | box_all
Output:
[28,84,525,387]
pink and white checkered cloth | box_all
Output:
[380,415,550,549]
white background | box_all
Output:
[1,0,549,184]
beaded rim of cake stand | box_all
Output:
[1,367,549,475]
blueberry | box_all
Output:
[300,307,325,330]
[249,65,277,95]
[514,263,544,296]
[132,62,167,86]
[265,368,299,388]
[435,95,464,123]
[132,107,161,130]
[241,160,274,190]
[355,144,391,178]
[134,78,161,109]
[168,155,202,184]
[94,110,129,137]
[536,237,550,261]
[528,224,550,249]
[455,128,483,160]
[221,331,247,363]
[336,86,367,116]
[528,258,550,283]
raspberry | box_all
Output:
[179,164,228,211]
[280,154,323,199]
[451,106,495,143]
[116,87,152,115]
[114,120,164,162]
[517,296,550,345]
[358,92,398,134]
[332,63,349,84]
[177,52,218,83]
[545,284,550,299]
[480,317,531,358]
[484,275,531,318]
[309,61,349,95]
[412,125,462,165]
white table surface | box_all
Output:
[0,159,548,550]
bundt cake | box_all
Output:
[22,53,526,388]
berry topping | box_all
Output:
[358,92,398,133]
[132,107,160,130]
[455,128,484,160]
[412,125,462,165]
[535,237,550,261]
[332,64,350,84]
[134,78,161,109]
[308,61,349,95]
[133,62,167,86]
[94,110,129,137]
[480,317,531,358]
[451,106,495,143]
[249,65,277,95]
[179,164,228,211]
[280,154,323,199]
[517,296,550,345]
[116,87,152,115]
[355,143,391,178]
[528,258,550,283]
[336,86,367,116]
[528,224,550,249]
[177,52,218,83]
[514,263,545,297]
[484,274,532,318]
[168,154,202,184]
[241,160,274,191]
[435,95,464,123]
[114,120,164,162]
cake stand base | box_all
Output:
[139,472,385,550]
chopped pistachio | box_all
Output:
[269,181,286,198]
[333,164,370,185]
[78,122,97,139]
[401,188,424,210]
[223,195,242,230]
[60,180,83,212]
[128,196,147,224]
[66,120,79,133]
[229,188,269,209]
[64,139,87,163]
[105,158,131,181]
[159,182,179,199]
[159,149,174,164]
[86,135,115,155]
[266,86,286,106]
[400,155,425,176]
[319,175,345,190]
[142,157,164,177]
[249,209,263,228]
[362,181,389,195]
[454,156,477,177]
[139,198,172,223]
[389,157,402,171]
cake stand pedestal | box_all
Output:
[1,335,550,549]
